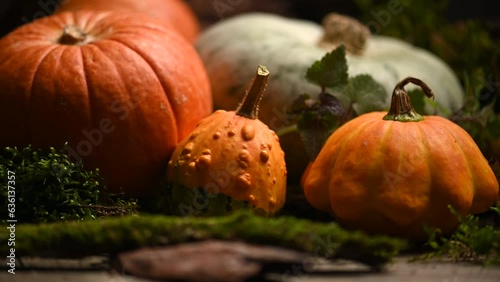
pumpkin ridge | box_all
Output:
[92,38,155,113]
[90,37,181,160]
[59,12,86,39]
[415,122,432,212]
[80,45,97,128]
[49,11,75,34]
[394,122,431,224]
[107,35,189,139]
[368,117,408,223]
[416,122,436,228]
[29,45,62,144]
[111,23,178,39]
[90,13,131,42]
[105,35,178,109]
[449,127,500,212]
[443,120,475,210]
[418,122,448,225]
[71,11,110,37]
[424,119,473,217]
[439,119,478,211]
[328,115,380,218]
[0,44,45,145]
[328,114,377,168]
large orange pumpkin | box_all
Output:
[56,0,200,43]
[0,11,212,196]
[302,77,499,239]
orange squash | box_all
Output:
[302,77,499,239]
[167,66,287,215]
[0,11,212,196]
[56,0,200,42]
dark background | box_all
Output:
[1,0,499,113]
[1,0,499,38]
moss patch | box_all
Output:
[165,183,272,216]
[0,145,137,223]
[0,211,407,268]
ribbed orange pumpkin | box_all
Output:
[167,66,287,215]
[56,0,200,42]
[302,77,499,239]
[0,11,212,196]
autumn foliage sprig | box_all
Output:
[288,45,386,160]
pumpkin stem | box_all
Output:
[383,77,435,122]
[236,65,270,119]
[59,25,88,45]
[318,13,370,55]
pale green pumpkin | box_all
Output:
[196,12,464,130]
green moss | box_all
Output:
[0,144,138,223]
[417,206,500,265]
[165,183,273,216]
[0,211,407,268]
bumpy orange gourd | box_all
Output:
[167,66,287,215]
[56,0,200,43]
[302,77,499,239]
[0,11,212,196]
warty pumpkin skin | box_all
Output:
[0,11,212,196]
[302,78,499,239]
[56,0,200,42]
[167,66,287,215]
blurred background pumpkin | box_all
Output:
[2,1,499,37]
[55,0,200,42]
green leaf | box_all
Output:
[306,45,348,89]
[289,92,345,161]
[345,74,387,115]
[298,114,341,161]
